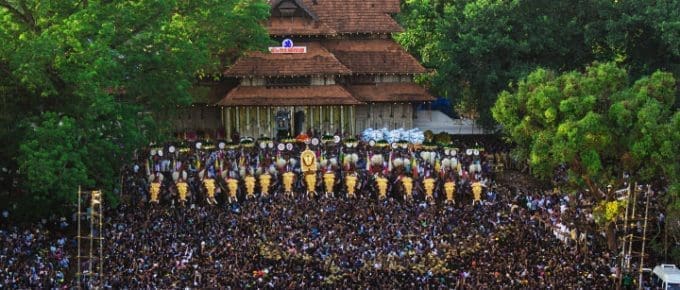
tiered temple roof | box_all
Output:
[218,85,360,106]
[295,0,402,34]
[323,39,426,75]
[219,0,433,106]
[224,42,350,77]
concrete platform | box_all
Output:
[413,110,492,135]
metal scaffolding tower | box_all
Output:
[76,187,104,289]
[618,184,652,290]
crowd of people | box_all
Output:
[0,216,71,289]
[100,189,615,288]
[0,135,630,288]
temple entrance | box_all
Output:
[294,110,305,136]
[221,105,359,139]
[275,109,291,139]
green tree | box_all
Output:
[492,62,680,249]
[0,0,269,218]
[398,0,599,125]
[397,0,680,126]
[584,0,680,79]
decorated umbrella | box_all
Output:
[295,133,310,144]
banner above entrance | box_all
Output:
[269,38,307,54]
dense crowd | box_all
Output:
[100,189,615,288]
[0,216,71,289]
[0,136,631,288]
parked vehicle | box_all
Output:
[652,264,680,290]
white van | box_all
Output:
[652,264,680,290]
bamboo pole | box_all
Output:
[618,182,634,290]
[98,192,103,286]
[627,183,638,268]
[638,187,651,290]
[88,191,94,288]
[77,186,81,288]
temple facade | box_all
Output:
[177,0,433,140]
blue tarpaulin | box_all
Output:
[417,97,458,119]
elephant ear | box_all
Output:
[442,158,451,168]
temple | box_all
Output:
[176,0,434,140]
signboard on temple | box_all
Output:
[269,38,307,54]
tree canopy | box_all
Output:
[0,0,270,218]
[397,0,680,126]
[493,62,678,198]
[492,62,679,248]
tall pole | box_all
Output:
[77,186,82,289]
[226,107,231,140]
[663,205,668,262]
[268,107,272,137]
[257,107,261,137]
[618,182,632,290]
[309,106,314,133]
[88,192,94,288]
[351,105,356,136]
[318,106,322,133]
[246,107,251,136]
[98,191,103,287]
[627,183,638,269]
[340,105,344,136]
[236,107,240,135]
[330,106,334,133]
[291,106,296,137]
[221,106,225,136]
[638,187,651,290]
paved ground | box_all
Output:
[413,110,493,135]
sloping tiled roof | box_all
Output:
[324,39,426,74]
[218,85,363,106]
[348,83,435,103]
[224,42,351,77]
[267,17,336,36]
[270,0,318,19]
[300,0,402,33]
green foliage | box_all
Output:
[18,113,89,207]
[398,0,680,126]
[0,0,269,219]
[584,0,680,78]
[493,62,679,202]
